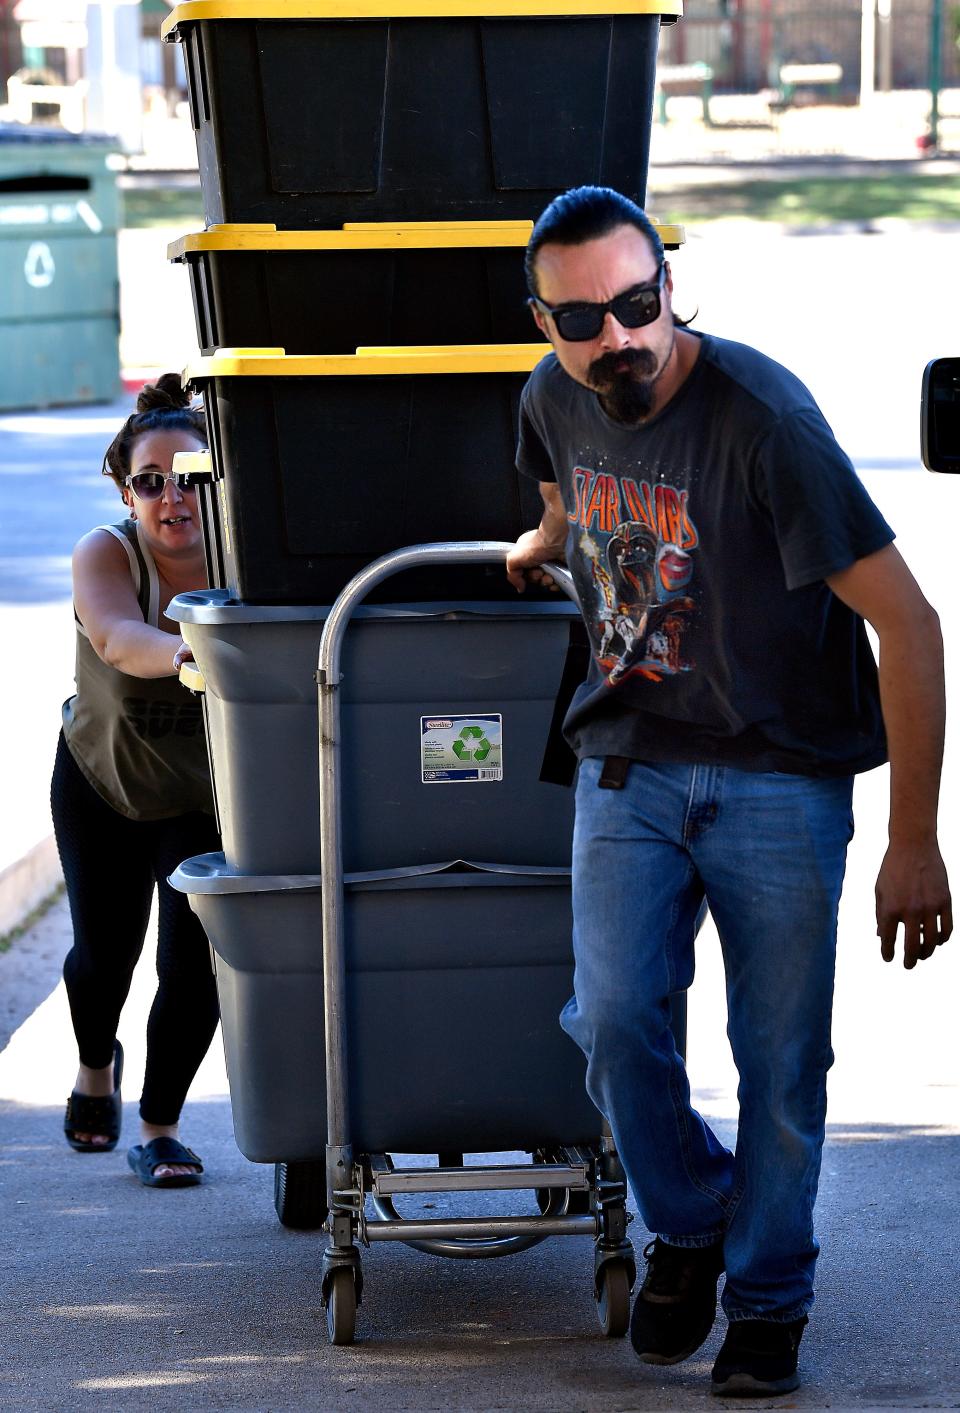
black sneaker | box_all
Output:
[710,1316,808,1396]
[630,1237,725,1365]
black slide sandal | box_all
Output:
[64,1040,124,1152]
[127,1136,203,1188]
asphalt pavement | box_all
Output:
[2,222,960,1409]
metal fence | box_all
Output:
[660,0,960,94]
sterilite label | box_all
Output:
[420,714,503,783]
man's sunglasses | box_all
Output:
[531,264,667,342]
[124,469,202,501]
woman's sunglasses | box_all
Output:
[124,469,202,501]
[531,264,667,343]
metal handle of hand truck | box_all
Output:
[316,541,576,1251]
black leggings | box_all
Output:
[51,732,220,1126]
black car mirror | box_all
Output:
[921,357,960,473]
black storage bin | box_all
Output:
[169,218,686,356]
[183,345,551,604]
[161,0,679,228]
[169,220,534,354]
[195,475,225,597]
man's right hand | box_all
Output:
[505,481,569,592]
[505,529,563,593]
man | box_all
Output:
[506,186,951,1397]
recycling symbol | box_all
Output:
[451,725,491,762]
[24,241,55,289]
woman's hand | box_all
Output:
[172,641,195,673]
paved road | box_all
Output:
[1,224,959,1409]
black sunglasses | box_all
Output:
[532,264,667,342]
[125,469,201,502]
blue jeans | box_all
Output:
[563,757,855,1322]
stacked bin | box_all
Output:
[161,3,682,1189]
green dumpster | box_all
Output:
[0,125,122,410]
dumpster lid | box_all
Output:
[0,122,117,149]
[182,345,550,384]
[163,0,683,42]
[168,216,684,259]
[167,219,534,260]
[169,852,571,896]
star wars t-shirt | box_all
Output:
[517,332,894,777]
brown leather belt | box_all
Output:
[598,755,631,790]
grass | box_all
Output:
[121,184,204,229]
[652,173,960,226]
[119,169,960,230]
[0,883,66,956]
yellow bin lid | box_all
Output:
[178,662,207,694]
[169,217,684,260]
[164,1,682,41]
[168,220,534,261]
[183,344,551,386]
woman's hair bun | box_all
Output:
[136,372,191,414]
[102,374,206,490]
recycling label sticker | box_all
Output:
[421,714,503,783]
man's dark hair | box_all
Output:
[525,186,665,297]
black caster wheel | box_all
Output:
[274,1161,328,1230]
[326,1266,357,1345]
[596,1259,632,1338]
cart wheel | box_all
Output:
[274,1161,328,1230]
[326,1267,357,1345]
[596,1260,632,1338]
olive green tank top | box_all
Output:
[61,518,214,820]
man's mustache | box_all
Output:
[589,347,658,385]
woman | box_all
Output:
[54,375,219,1188]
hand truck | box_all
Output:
[312,541,637,1345]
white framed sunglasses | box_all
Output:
[124,468,202,502]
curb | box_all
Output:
[0,837,63,940]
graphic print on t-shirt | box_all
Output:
[569,465,699,686]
